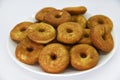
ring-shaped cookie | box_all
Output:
[90,26,114,53]
[71,15,87,28]
[57,22,83,44]
[10,21,33,43]
[44,10,71,27]
[79,29,92,45]
[15,38,44,64]
[38,43,69,73]
[35,7,56,21]
[87,15,113,33]
[70,44,99,70]
[27,22,56,44]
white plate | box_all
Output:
[7,12,116,77]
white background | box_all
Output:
[0,0,120,80]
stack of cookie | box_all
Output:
[10,6,114,73]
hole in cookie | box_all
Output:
[20,28,26,32]
[84,34,89,37]
[98,20,104,24]
[80,53,87,58]
[102,35,106,40]
[85,25,89,29]
[50,54,57,60]
[66,29,73,33]
[55,12,63,18]
[39,29,45,32]
[55,14,61,18]
[26,47,33,52]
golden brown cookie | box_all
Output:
[90,26,114,53]
[35,7,56,21]
[87,15,113,34]
[44,10,71,27]
[71,15,87,28]
[38,43,69,73]
[79,29,92,45]
[15,38,44,64]
[70,44,99,70]
[57,22,83,44]
[27,22,56,44]
[10,21,33,43]
[63,6,87,15]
